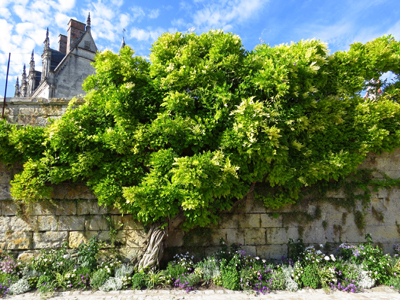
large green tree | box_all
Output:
[2,32,400,264]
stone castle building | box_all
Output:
[14,14,97,99]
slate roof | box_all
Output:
[49,49,66,71]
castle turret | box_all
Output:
[41,28,51,82]
[28,50,36,96]
[14,77,20,97]
[120,36,126,50]
[21,65,28,97]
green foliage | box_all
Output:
[131,271,147,289]
[77,236,100,270]
[220,255,240,290]
[301,265,320,289]
[90,269,110,290]
[2,33,400,230]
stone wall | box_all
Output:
[3,97,79,126]
[1,97,400,261]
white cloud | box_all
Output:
[55,12,71,29]
[57,0,76,11]
[131,6,145,22]
[148,9,159,19]
[129,27,165,42]
[171,18,187,28]
[110,0,123,7]
[0,8,11,19]
[191,0,267,32]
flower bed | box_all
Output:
[0,235,399,297]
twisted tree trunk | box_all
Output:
[135,226,166,271]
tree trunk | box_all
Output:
[135,226,166,271]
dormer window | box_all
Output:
[84,41,91,50]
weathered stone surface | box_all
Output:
[0,185,11,200]
[9,216,36,232]
[31,201,56,216]
[244,228,265,245]
[242,246,257,256]
[340,225,366,243]
[55,200,77,215]
[77,200,107,215]
[166,230,184,247]
[6,231,32,249]
[245,195,267,214]
[0,164,12,185]
[33,231,68,248]
[210,229,228,246]
[256,244,287,259]
[2,200,17,216]
[266,227,299,245]
[17,250,40,262]
[125,230,147,248]
[261,214,282,228]
[111,215,143,230]
[364,225,400,243]
[226,229,245,246]
[52,183,96,200]
[37,215,58,231]
[118,248,141,263]
[58,216,85,231]
[85,215,108,231]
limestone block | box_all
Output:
[17,250,40,262]
[242,246,256,256]
[111,215,143,230]
[58,216,85,231]
[226,228,245,246]
[6,231,32,249]
[0,163,12,184]
[218,214,242,229]
[0,185,11,200]
[9,216,36,232]
[166,230,184,247]
[378,189,389,198]
[68,231,120,249]
[256,244,287,260]
[85,215,108,231]
[245,195,267,214]
[52,183,96,200]
[261,214,282,228]
[77,200,107,215]
[340,225,365,243]
[2,200,17,216]
[204,246,222,257]
[244,228,265,245]
[266,227,299,245]
[117,248,142,263]
[55,200,77,215]
[125,230,147,248]
[210,229,228,246]
[0,217,8,232]
[33,231,68,249]
[364,225,400,243]
[31,201,56,216]
[37,215,58,231]
[302,223,327,244]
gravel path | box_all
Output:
[6,286,400,300]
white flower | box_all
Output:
[320,244,324,248]
[330,254,336,261]
[255,257,260,260]
[324,256,330,261]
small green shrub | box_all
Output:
[132,272,147,290]
[77,236,100,270]
[90,269,110,290]
[221,255,240,290]
[301,265,320,289]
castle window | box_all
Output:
[84,41,91,49]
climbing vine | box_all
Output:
[0,32,400,232]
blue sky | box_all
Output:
[0,0,399,98]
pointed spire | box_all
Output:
[44,28,49,49]
[29,49,35,72]
[21,65,28,97]
[15,77,20,97]
[86,12,91,32]
[120,36,126,50]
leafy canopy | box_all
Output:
[2,31,400,230]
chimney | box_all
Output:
[66,19,86,53]
[58,34,67,54]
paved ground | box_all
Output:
[6,286,400,300]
